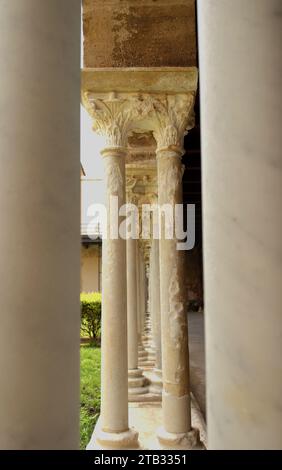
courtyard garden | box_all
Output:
[80,293,102,449]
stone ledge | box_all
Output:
[81,67,198,95]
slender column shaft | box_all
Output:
[127,238,138,370]
[100,150,128,433]
[138,249,152,368]
[143,259,156,359]
[151,239,162,371]
[198,0,282,449]
[83,96,140,449]
[0,0,80,449]
[152,91,200,448]
[136,243,142,340]
[157,151,191,435]
[139,253,146,338]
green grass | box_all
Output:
[80,344,101,449]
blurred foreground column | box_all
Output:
[198,0,282,449]
[0,0,81,449]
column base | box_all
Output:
[138,352,148,360]
[138,344,148,359]
[128,368,149,401]
[87,417,140,450]
[157,426,202,450]
[138,351,148,360]
[149,369,163,395]
[138,359,155,368]
[147,353,156,363]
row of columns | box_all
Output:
[127,237,148,397]
[83,93,199,449]
[1,0,280,451]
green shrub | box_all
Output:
[81,292,102,343]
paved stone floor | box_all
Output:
[127,312,207,450]
[188,312,206,419]
[129,400,207,449]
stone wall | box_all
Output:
[82,0,197,67]
[81,244,101,292]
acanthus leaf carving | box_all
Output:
[82,92,157,149]
[152,94,195,152]
[85,96,132,148]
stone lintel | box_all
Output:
[81,67,198,95]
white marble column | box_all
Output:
[83,97,139,449]
[198,0,282,449]
[154,95,200,448]
[127,237,148,398]
[0,0,80,449]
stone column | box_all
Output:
[127,237,148,399]
[151,239,162,371]
[0,0,80,449]
[83,96,139,449]
[136,243,142,344]
[142,248,156,362]
[153,95,200,448]
[137,247,151,367]
[139,247,146,338]
[149,239,162,394]
[198,0,282,449]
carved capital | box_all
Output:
[82,92,153,149]
[151,93,195,154]
[82,91,196,154]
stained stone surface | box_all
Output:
[83,0,197,68]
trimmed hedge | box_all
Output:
[80,292,101,343]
